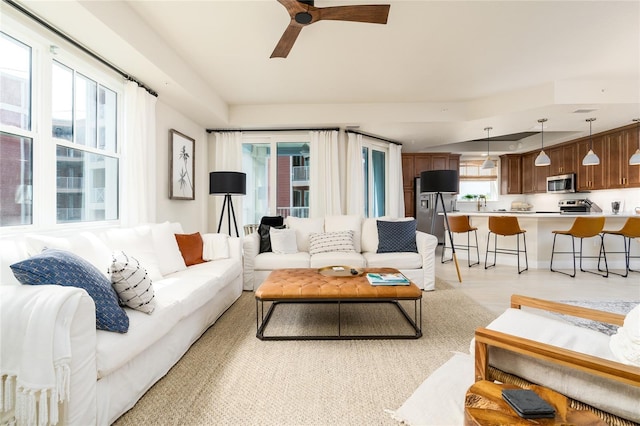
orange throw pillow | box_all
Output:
[174,232,206,266]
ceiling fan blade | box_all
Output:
[276,0,308,18]
[317,5,390,24]
[271,22,304,58]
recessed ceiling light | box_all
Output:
[573,109,597,113]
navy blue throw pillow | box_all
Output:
[10,248,129,333]
[377,220,418,253]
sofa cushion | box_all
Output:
[377,220,418,253]
[150,222,187,275]
[26,232,112,277]
[254,252,310,270]
[10,248,129,333]
[309,231,356,255]
[109,251,155,314]
[175,232,206,266]
[363,251,423,269]
[285,217,324,252]
[324,215,362,252]
[309,252,366,269]
[270,228,298,254]
[202,233,230,261]
[102,227,163,281]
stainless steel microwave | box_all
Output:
[546,173,576,193]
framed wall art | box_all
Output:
[169,129,195,200]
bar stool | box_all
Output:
[442,215,480,267]
[598,217,640,277]
[484,216,528,274]
[550,216,607,278]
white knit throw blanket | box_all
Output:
[1,285,83,426]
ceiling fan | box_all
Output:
[271,0,391,58]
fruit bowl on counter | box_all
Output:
[510,201,533,212]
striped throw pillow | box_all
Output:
[309,231,355,255]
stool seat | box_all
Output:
[550,216,607,278]
[442,215,480,267]
[485,216,528,274]
[599,217,640,277]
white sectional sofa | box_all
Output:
[0,222,243,425]
[242,215,438,291]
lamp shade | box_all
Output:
[481,158,495,169]
[535,150,551,166]
[582,150,600,166]
[630,148,640,165]
[420,170,459,193]
[209,171,246,195]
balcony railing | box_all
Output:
[292,166,309,182]
[276,206,309,218]
[57,177,83,189]
[57,208,83,221]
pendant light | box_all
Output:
[534,118,551,166]
[481,127,495,169]
[630,118,640,165]
[582,117,600,166]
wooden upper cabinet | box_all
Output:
[448,154,460,172]
[401,155,415,188]
[576,136,606,191]
[522,152,548,193]
[430,154,449,170]
[548,144,576,176]
[413,154,433,176]
[500,154,522,194]
[606,129,640,188]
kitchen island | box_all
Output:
[443,211,637,271]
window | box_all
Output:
[1,22,122,229]
[242,135,310,224]
[458,160,499,201]
[362,140,387,217]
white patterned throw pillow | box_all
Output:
[308,230,355,255]
[109,251,155,314]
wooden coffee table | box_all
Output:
[254,267,422,340]
[464,380,607,425]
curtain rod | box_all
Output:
[345,129,402,146]
[3,0,158,97]
[207,127,340,134]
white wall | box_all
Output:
[155,101,210,233]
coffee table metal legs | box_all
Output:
[256,298,422,341]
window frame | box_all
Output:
[0,16,124,233]
[362,138,389,217]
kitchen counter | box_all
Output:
[439,212,637,271]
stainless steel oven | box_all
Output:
[546,173,576,193]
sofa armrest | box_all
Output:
[474,327,640,387]
[242,232,260,291]
[0,285,97,425]
[416,231,438,290]
[228,236,242,261]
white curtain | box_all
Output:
[309,130,342,217]
[388,143,405,217]
[345,132,364,216]
[213,132,243,236]
[121,81,157,227]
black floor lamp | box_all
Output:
[209,171,246,237]
[420,169,462,283]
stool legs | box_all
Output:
[484,231,528,274]
[551,233,608,278]
[442,230,480,267]
[600,234,638,277]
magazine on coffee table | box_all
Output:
[366,272,410,285]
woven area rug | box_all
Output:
[553,300,638,335]
[113,278,496,425]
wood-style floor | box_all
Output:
[434,246,640,316]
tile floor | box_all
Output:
[434,246,640,316]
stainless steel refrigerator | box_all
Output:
[415,177,456,244]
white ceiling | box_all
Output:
[11,0,640,156]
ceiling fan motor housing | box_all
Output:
[295,12,313,24]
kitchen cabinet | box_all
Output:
[576,136,606,191]
[402,156,415,189]
[547,144,576,176]
[500,154,522,194]
[522,152,548,193]
[605,129,640,188]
